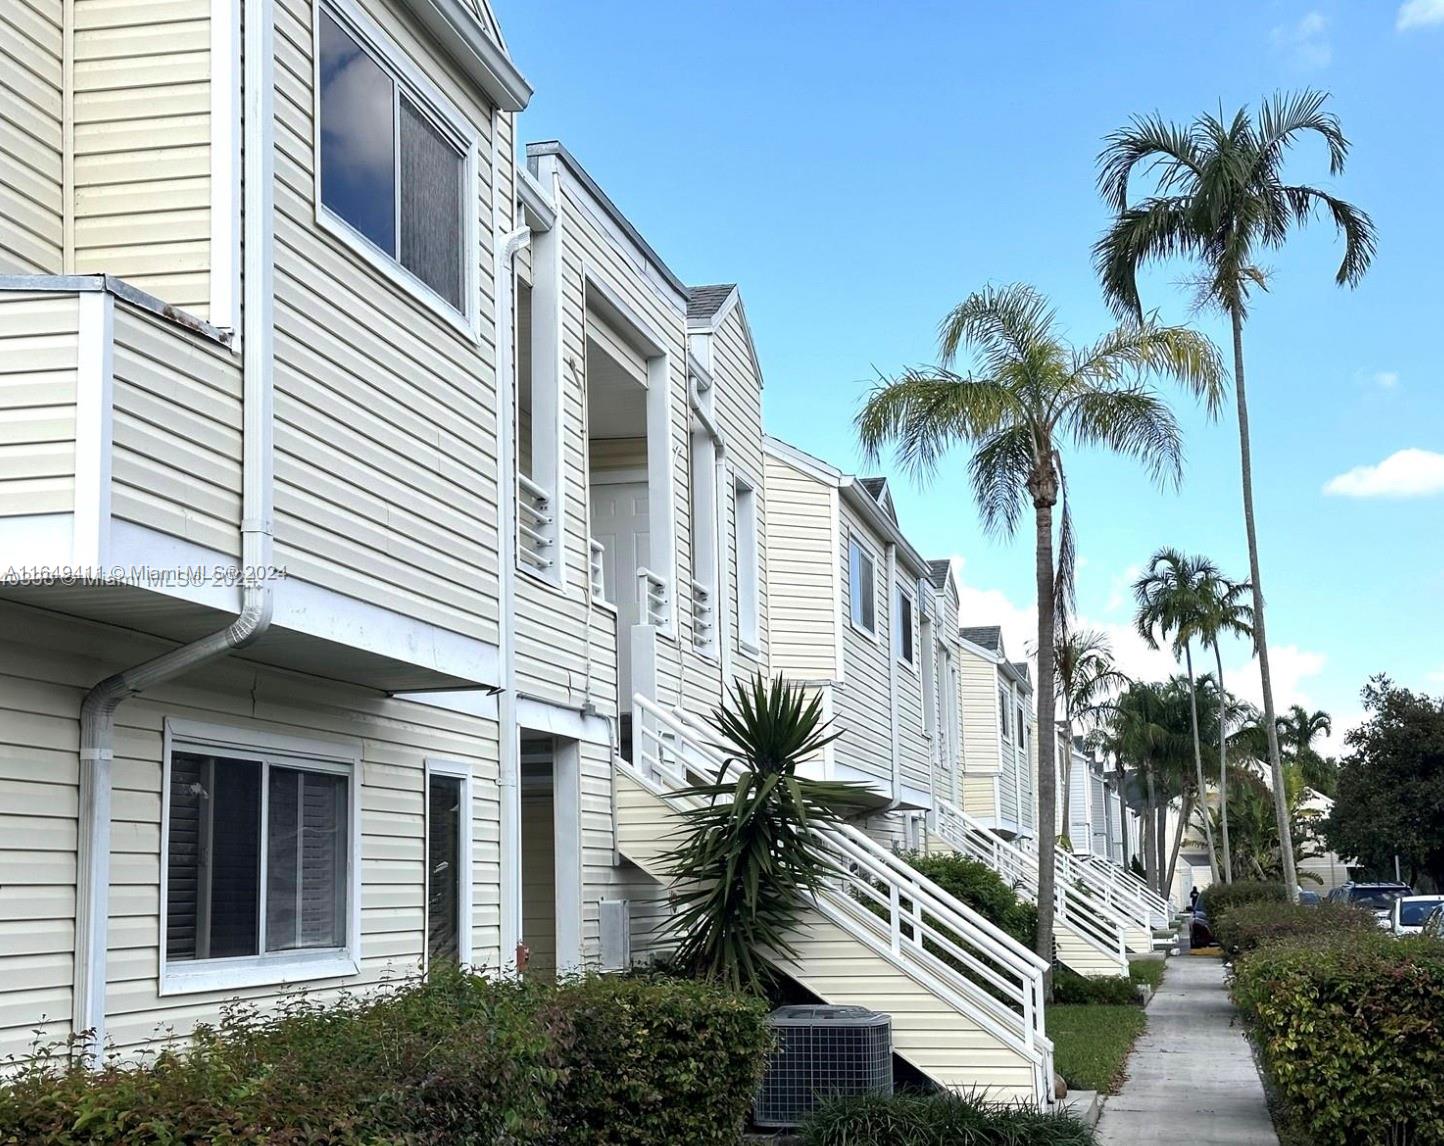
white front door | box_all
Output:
[589,480,649,708]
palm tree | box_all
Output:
[1095,90,1376,902]
[1054,628,1128,849]
[856,283,1225,977]
[1097,680,1182,895]
[1195,572,1254,881]
[1278,704,1336,795]
[1134,548,1220,881]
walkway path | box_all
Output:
[1094,955,1276,1145]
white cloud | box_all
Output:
[1271,11,1332,68]
[1104,563,1141,615]
[1368,370,1399,390]
[1398,0,1444,30]
[1323,448,1444,498]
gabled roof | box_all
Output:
[405,0,531,111]
[858,477,898,523]
[458,0,505,48]
[687,284,735,321]
[960,625,1002,653]
[926,559,954,591]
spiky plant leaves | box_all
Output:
[660,673,868,994]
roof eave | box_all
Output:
[407,0,532,112]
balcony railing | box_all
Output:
[517,473,554,573]
[637,568,668,627]
[690,579,714,651]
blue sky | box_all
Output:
[499,1,1444,747]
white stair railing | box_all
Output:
[1073,854,1172,931]
[636,568,668,627]
[628,695,1056,1107]
[935,799,1129,972]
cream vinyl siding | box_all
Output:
[1,0,64,274]
[514,160,693,717]
[110,303,242,555]
[762,453,836,681]
[72,0,212,312]
[0,292,79,517]
[960,772,998,821]
[959,646,1002,771]
[0,602,501,1059]
[835,504,891,788]
[271,0,501,643]
[710,308,768,679]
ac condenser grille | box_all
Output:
[754,1005,893,1128]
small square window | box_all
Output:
[849,538,876,634]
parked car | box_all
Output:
[1422,905,1444,940]
[1296,888,1320,906]
[1327,881,1414,928]
[1389,895,1444,937]
[1189,907,1215,948]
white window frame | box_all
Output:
[734,477,760,654]
[999,686,1011,742]
[848,535,877,639]
[311,0,480,340]
[424,757,474,968]
[689,426,719,660]
[158,720,363,996]
[894,583,915,668]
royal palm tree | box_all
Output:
[1134,548,1220,880]
[1095,90,1376,901]
[1278,704,1337,795]
[856,283,1225,977]
[1097,680,1182,895]
[1054,627,1128,849]
[1195,571,1253,881]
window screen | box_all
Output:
[399,96,463,309]
[427,773,465,964]
[895,588,914,664]
[849,539,875,633]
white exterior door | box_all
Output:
[589,480,649,707]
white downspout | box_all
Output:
[493,135,531,963]
[884,541,901,811]
[73,0,275,1059]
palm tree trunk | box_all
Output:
[1156,801,1168,898]
[1143,768,1158,894]
[1116,761,1130,865]
[1230,307,1299,900]
[1166,791,1194,894]
[1213,641,1232,883]
[1184,645,1219,881]
[1034,500,1058,992]
[1060,716,1073,850]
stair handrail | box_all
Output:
[1070,851,1172,923]
[632,695,1054,1097]
[934,798,1129,965]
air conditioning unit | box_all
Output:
[754,1005,893,1128]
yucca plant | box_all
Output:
[661,673,866,994]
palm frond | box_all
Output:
[1256,88,1347,176]
[1070,321,1228,418]
[855,368,1014,481]
[1092,197,1201,319]
[1281,184,1377,287]
[937,283,1060,380]
[966,424,1035,538]
[1064,385,1185,490]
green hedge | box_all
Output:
[1211,900,1376,956]
[0,970,771,1145]
[903,852,1038,948]
[1052,967,1138,1006]
[1198,880,1287,935]
[1233,934,1444,1145]
[798,1091,1097,1145]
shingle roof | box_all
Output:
[687,284,735,321]
[859,477,887,499]
[1010,661,1032,686]
[926,559,952,590]
[960,625,1002,652]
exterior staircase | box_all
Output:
[934,800,1138,970]
[618,696,1056,1107]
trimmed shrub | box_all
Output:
[1211,899,1376,956]
[903,852,1038,948]
[1198,880,1286,934]
[0,970,770,1146]
[1232,933,1444,1145]
[798,1090,1097,1145]
[1052,967,1138,1006]
[548,975,771,1145]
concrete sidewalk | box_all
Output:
[1094,955,1277,1145]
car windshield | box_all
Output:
[1401,900,1444,925]
[1352,887,1410,909]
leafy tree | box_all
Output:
[662,674,862,993]
[856,282,1224,982]
[1096,90,1376,900]
[1324,677,1444,890]
[1134,548,1222,880]
[1054,627,1128,850]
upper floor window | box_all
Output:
[848,537,876,635]
[317,5,472,320]
[1017,705,1027,750]
[999,687,1011,740]
[894,584,914,665]
[735,479,760,651]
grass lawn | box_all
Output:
[1128,957,1166,991]
[1047,1004,1147,1094]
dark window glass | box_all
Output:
[896,589,914,664]
[267,767,349,952]
[399,96,463,308]
[319,11,396,255]
[427,774,464,964]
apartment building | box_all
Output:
[955,625,1039,839]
